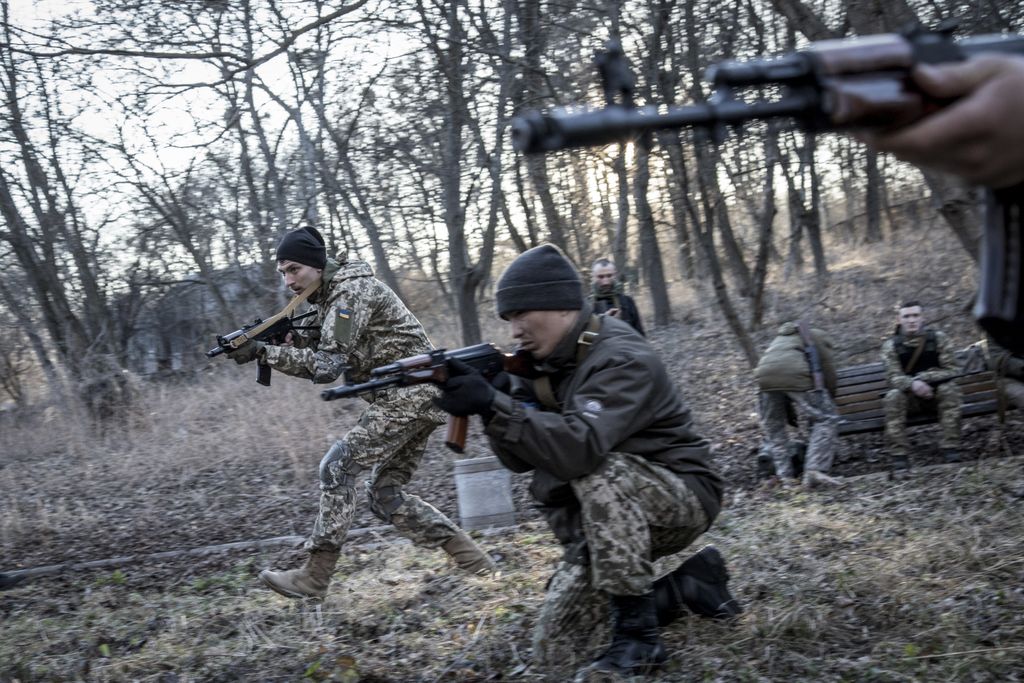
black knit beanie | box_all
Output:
[496,244,584,318]
[276,226,327,269]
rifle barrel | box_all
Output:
[511,95,816,153]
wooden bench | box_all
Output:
[835,350,1003,436]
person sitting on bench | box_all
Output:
[880,301,963,469]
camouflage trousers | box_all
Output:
[305,386,460,553]
[531,453,709,675]
[759,390,840,477]
[883,383,962,453]
[1001,378,1024,410]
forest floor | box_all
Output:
[2,225,1023,682]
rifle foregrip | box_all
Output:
[444,416,469,453]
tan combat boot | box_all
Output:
[259,549,340,599]
[442,530,496,574]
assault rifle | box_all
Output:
[924,374,963,389]
[510,24,1024,353]
[321,343,538,453]
[207,280,321,386]
[207,311,316,386]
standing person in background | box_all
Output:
[880,301,962,470]
[754,320,843,489]
[225,226,493,600]
[433,244,740,680]
[590,258,645,335]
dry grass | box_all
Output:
[2,460,1022,681]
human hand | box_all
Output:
[859,55,1024,188]
[433,358,496,417]
[227,340,266,365]
[910,378,934,399]
[606,307,621,318]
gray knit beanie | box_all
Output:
[276,226,327,269]
[496,244,584,318]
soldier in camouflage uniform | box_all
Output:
[979,336,1024,409]
[227,226,493,599]
[880,301,962,469]
[754,321,843,489]
[431,244,740,680]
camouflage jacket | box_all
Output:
[881,328,958,392]
[982,336,1024,380]
[262,257,435,386]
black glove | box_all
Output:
[226,340,266,365]
[434,358,496,418]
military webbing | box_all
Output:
[532,315,601,411]
[226,279,321,350]
[594,292,621,315]
[898,330,935,375]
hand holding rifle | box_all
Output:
[858,55,1024,188]
[510,22,1024,354]
[321,344,537,452]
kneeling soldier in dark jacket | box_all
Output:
[434,244,741,680]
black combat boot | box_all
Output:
[891,452,911,471]
[756,451,776,481]
[583,592,666,678]
[653,545,742,625]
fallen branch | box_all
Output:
[0,527,391,584]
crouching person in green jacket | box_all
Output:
[754,321,843,489]
[433,244,741,680]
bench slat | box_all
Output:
[828,356,1006,435]
[838,400,1003,435]
[836,379,997,410]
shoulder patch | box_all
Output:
[334,305,353,343]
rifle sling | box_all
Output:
[532,315,601,411]
[901,334,929,375]
[229,279,321,349]
[795,319,825,392]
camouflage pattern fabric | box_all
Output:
[263,258,437,385]
[759,390,840,477]
[1003,378,1024,410]
[880,329,959,393]
[259,256,461,553]
[981,336,1024,410]
[882,382,962,453]
[305,385,454,552]
[881,328,962,455]
[531,452,708,673]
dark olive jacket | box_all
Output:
[484,306,722,547]
[754,322,838,395]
